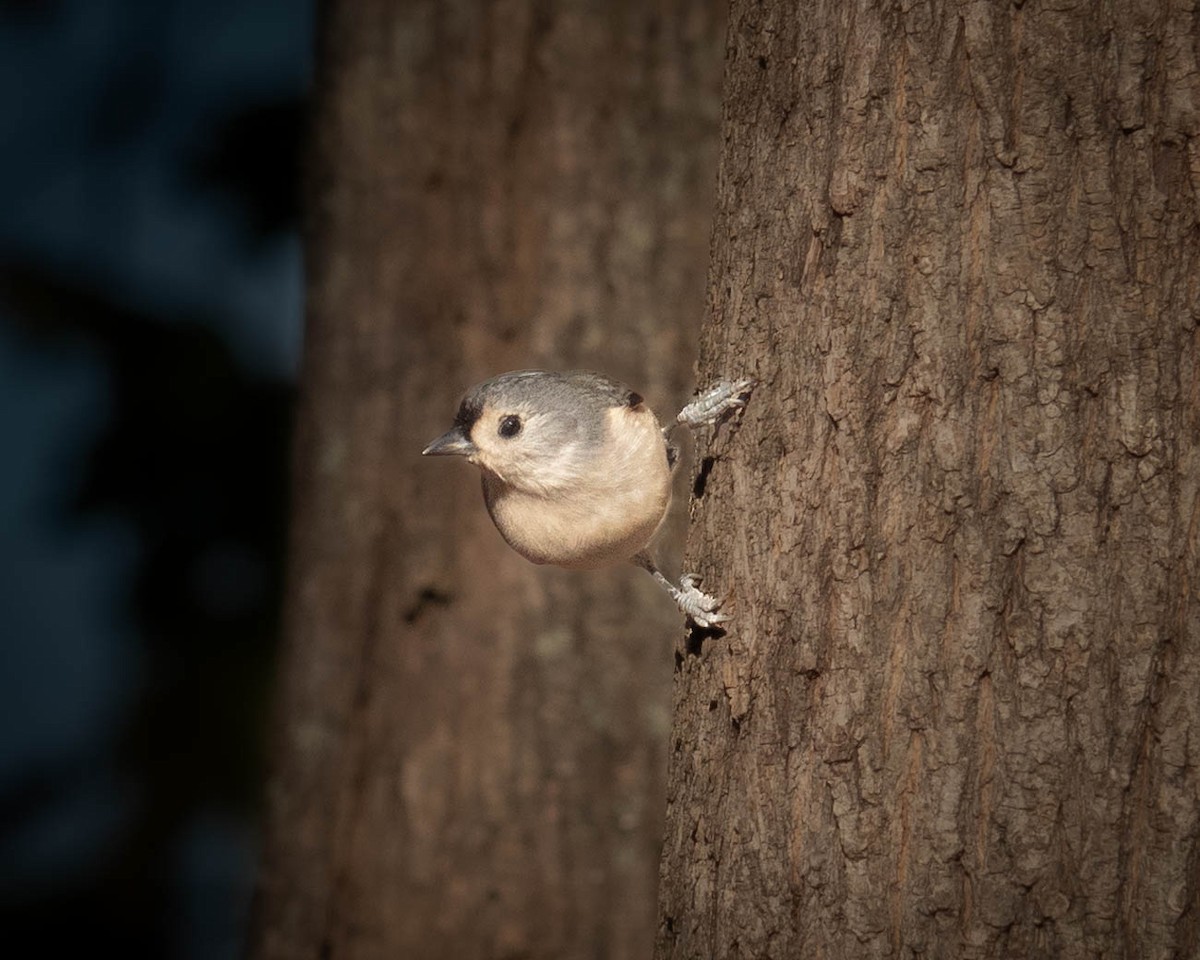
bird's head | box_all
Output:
[422,370,614,495]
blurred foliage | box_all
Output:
[188,99,305,242]
[0,262,294,954]
[0,85,306,954]
[0,0,61,21]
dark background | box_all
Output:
[0,0,313,955]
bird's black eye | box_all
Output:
[498,414,522,438]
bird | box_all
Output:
[422,370,755,627]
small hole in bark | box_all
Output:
[757,55,768,69]
[692,456,716,498]
[685,621,725,655]
[708,699,719,711]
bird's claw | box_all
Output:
[676,574,730,629]
[676,377,757,433]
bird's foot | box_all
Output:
[676,377,757,434]
[672,574,730,630]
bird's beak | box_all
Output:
[422,426,477,457]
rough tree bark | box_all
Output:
[250,2,724,959]
[658,2,1199,958]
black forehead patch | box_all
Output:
[454,395,484,432]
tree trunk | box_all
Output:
[250,2,724,959]
[658,2,1199,958]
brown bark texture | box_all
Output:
[658,1,1200,958]
[250,2,724,959]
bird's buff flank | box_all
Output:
[423,370,754,628]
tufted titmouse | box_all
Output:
[423,370,754,628]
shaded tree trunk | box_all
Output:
[251,2,725,959]
[658,1,1199,957]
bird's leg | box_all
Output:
[632,552,729,629]
[674,377,757,436]
[645,378,753,626]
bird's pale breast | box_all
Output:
[483,404,671,569]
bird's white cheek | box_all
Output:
[483,445,582,496]
[530,447,588,492]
